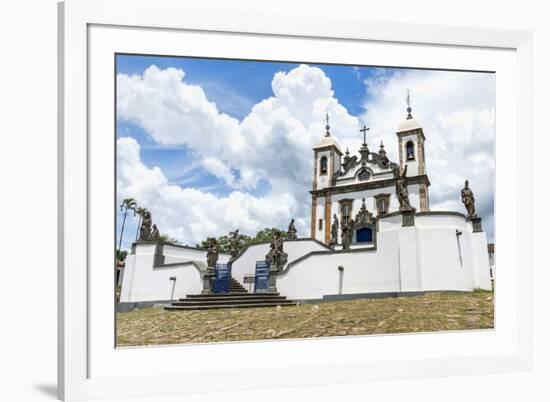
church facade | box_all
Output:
[311,105,430,246]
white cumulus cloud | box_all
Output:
[117,64,495,246]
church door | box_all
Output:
[356,228,373,243]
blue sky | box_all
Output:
[115,54,496,249]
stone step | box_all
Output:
[184,292,280,299]
[165,302,296,311]
[180,295,286,302]
[172,296,287,304]
[172,297,291,306]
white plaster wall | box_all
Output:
[417,228,475,291]
[161,244,230,265]
[231,240,330,286]
[378,214,402,231]
[470,232,493,290]
[277,231,400,300]
[120,244,207,302]
[276,213,492,300]
[315,197,326,242]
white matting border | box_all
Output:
[59,0,532,400]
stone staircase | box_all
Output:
[164,278,296,311]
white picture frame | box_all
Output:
[58,0,533,400]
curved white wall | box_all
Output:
[277,231,400,300]
[121,213,492,302]
[231,240,330,285]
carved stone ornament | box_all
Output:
[206,238,219,268]
[393,164,413,212]
[330,214,339,245]
[287,218,297,240]
[265,231,288,271]
[138,208,160,242]
[340,220,352,250]
[461,179,477,219]
[228,229,241,261]
[352,198,375,229]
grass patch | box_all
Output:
[116,291,494,347]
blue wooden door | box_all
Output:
[212,262,232,293]
[254,261,270,293]
[356,227,373,243]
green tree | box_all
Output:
[159,234,182,245]
[250,227,286,245]
[198,227,285,255]
[118,198,137,251]
[116,249,128,262]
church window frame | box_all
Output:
[339,199,353,225]
[375,193,391,216]
[357,168,371,182]
[406,140,415,161]
[319,156,328,175]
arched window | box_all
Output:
[406,141,415,161]
[320,156,328,175]
[357,169,371,181]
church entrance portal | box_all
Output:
[356,227,373,243]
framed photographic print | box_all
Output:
[58,0,533,400]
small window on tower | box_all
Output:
[406,141,415,161]
[318,218,323,230]
[320,156,328,175]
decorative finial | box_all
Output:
[379,141,386,155]
[359,125,370,146]
[345,147,350,156]
[406,89,413,119]
[324,112,331,137]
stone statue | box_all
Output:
[287,218,297,240]
[461,180,477,218]
[341,220,352,250]
[151,224,160,240]
[138,209,153,241]
[228,229,241,261]
[330,214,339,244]
[393,164,412,211]
[206,238,219,268]
[265,231,288,270]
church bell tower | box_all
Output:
[311,114,343,242]
[396,92,430,211]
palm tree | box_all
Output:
[118,198,137,251]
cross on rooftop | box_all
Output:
[360,125,370,146]
[324,112,331,136]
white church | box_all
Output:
[119,103,493,310]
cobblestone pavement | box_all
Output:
[116,291,494,347]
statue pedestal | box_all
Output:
[468,216,483,233]
[201,268,215,294]
[268,267,279,293]
[401,209,415,227]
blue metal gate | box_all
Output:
[254,261,270,293]
[212,262,232,293]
